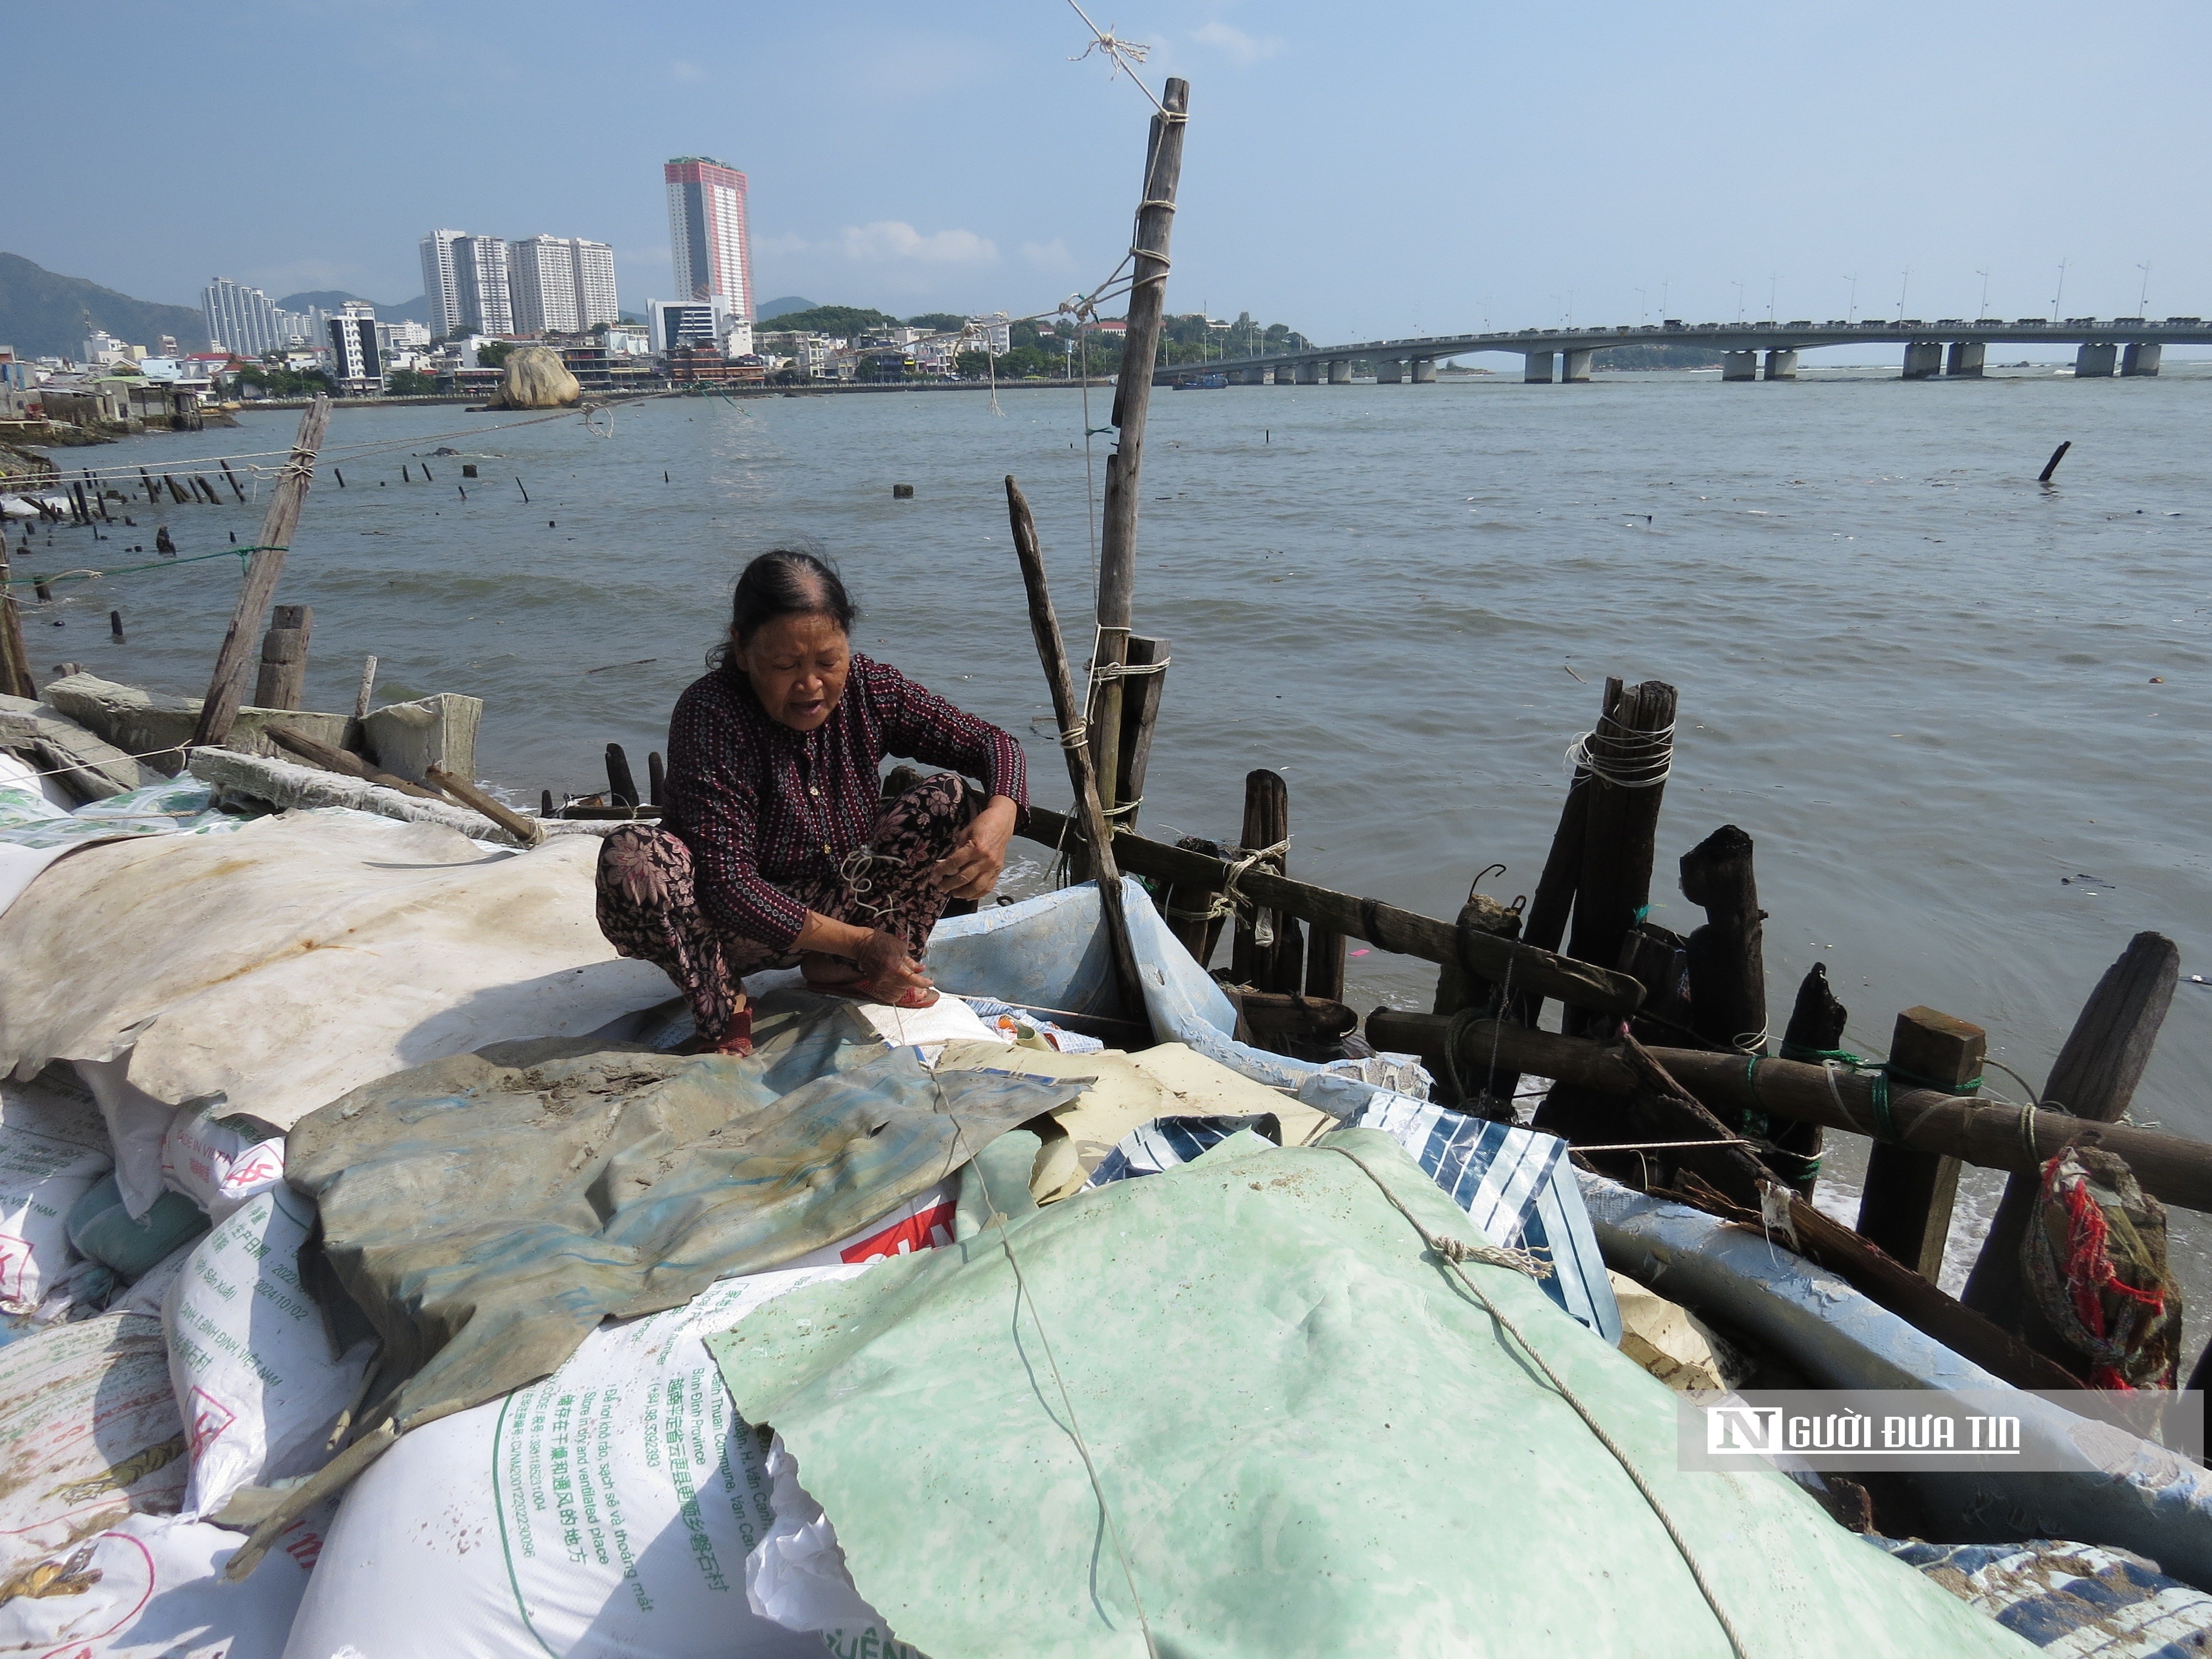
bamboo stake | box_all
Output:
[1089,76,1190,815]
[191,397,331,750]
[1004,476,1150,1032]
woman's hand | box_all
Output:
[850,927,933,997]
[931,795,1017,900]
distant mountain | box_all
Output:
[0,252,209,359]
[277,290,434,326]
[755,295,817,321]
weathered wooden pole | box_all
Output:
[1229,770,1298,989]
[220,459,247,502]
[1855,1008,1983,1281]
[1678,825,1766,1053]
[1110,632,1169,832]
[252,603,312,709]
[352,654,379,719]
[1773,962,1848,1194]
[605,743,639,808]
[1006,477,1150,1031]
[0,535,34,699]
[1565,677,1677,1020]
[1088,76,1190,816]
[190,397,332,750]
[1430,888,1525,1113]
[1161,834,1225,965]
[1961,931,2180,1325]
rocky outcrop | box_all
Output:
[491,346,581,409]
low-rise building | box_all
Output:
[665,345,765,385]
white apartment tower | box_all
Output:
[453,235,513,336]
[203,276,279,356]
[419,230,465,337]
[663,156,752,320]
[508,236,620,334]
[327,301,381,390]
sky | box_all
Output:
[12,0,2212,348]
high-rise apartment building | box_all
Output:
[453,235,513,335]
[508,236,620,334]
[570,238,618,329]
[664,156,752,319]
[419,231,465,336]
[508,235,579,335]
[203,276,279,356]
[327,301,382,390]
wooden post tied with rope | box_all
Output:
[253,604,312,711]
[0,534,34,700]
[1772,962,1848,1196]
[1428,886,1525,1114]
[1961,931,2181,1331]
[1004,476,1150,1033]
[1088,76,1190,818]
[1855,1008,1981,1281]
[1110,632,1168,833]
[1229,769,1300,992]
[191,396,331,751]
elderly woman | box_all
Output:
[595,550,1026,1056]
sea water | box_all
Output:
[23,368,2210,1306]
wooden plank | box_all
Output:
[1369,1009,2212,1213]
[1961,932,2182,1324]
[1089,77,1191,813]
[252,603,312,711]
[190,397,331,749]
[1022,805,1644,1015]
[425,764,545,848]
[1855,1007,1981,1281]
[265,723,443,800]
[1005,478,1149,1031]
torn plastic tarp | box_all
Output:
[707,1126,2037,1659]
[0,810,674,1132]
[285,999,1089,1435]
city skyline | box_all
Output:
[13,2,2212,346]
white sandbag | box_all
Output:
[73,1052,177,1220]
[744,1434,893,1638]
[282,1265,906,1659]
[0,812,674,1132]
[0,1312,186,1574]
[161,1099,286,1220]
[0,1506,329,1659]
[0,1065,112,1311]
[164,1183,373,1520]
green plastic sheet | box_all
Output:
[286,995,1086,1431]
[710,1128,2034,1658]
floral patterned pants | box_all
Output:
[594,772,972,1037]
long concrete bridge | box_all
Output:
[1162,316,2212,385]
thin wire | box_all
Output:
[1063,0,1167,113]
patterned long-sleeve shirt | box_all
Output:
[660,654,1027,951]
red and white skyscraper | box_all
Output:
[663,155,752,320]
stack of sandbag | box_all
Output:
[0,810,677,1218]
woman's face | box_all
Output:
[735,612,850,731]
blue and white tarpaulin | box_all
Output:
[1871,1537,2212,1656]
[1088,1096,1619,1345]
[1350,1092,1620,1343]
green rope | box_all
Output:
[2,545,283,588]
[1775,1041,1979,1145]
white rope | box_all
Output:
[1063,0,1166,113]
[1562,717,1675,789]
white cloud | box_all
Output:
[1020,238,1075,270]
[1190,20,1282,62]
[836,221,999,266]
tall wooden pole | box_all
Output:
[1006,476,1151,1032]
[191,397,331,749]
[1089,76,1190,816]
[0,533,34,700]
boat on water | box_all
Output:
[1171,371,1228,388]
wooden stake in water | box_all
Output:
[353,654,379,719]
[191,397,332,750]
[0,536,34,698]
[2038,441,2072,483]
